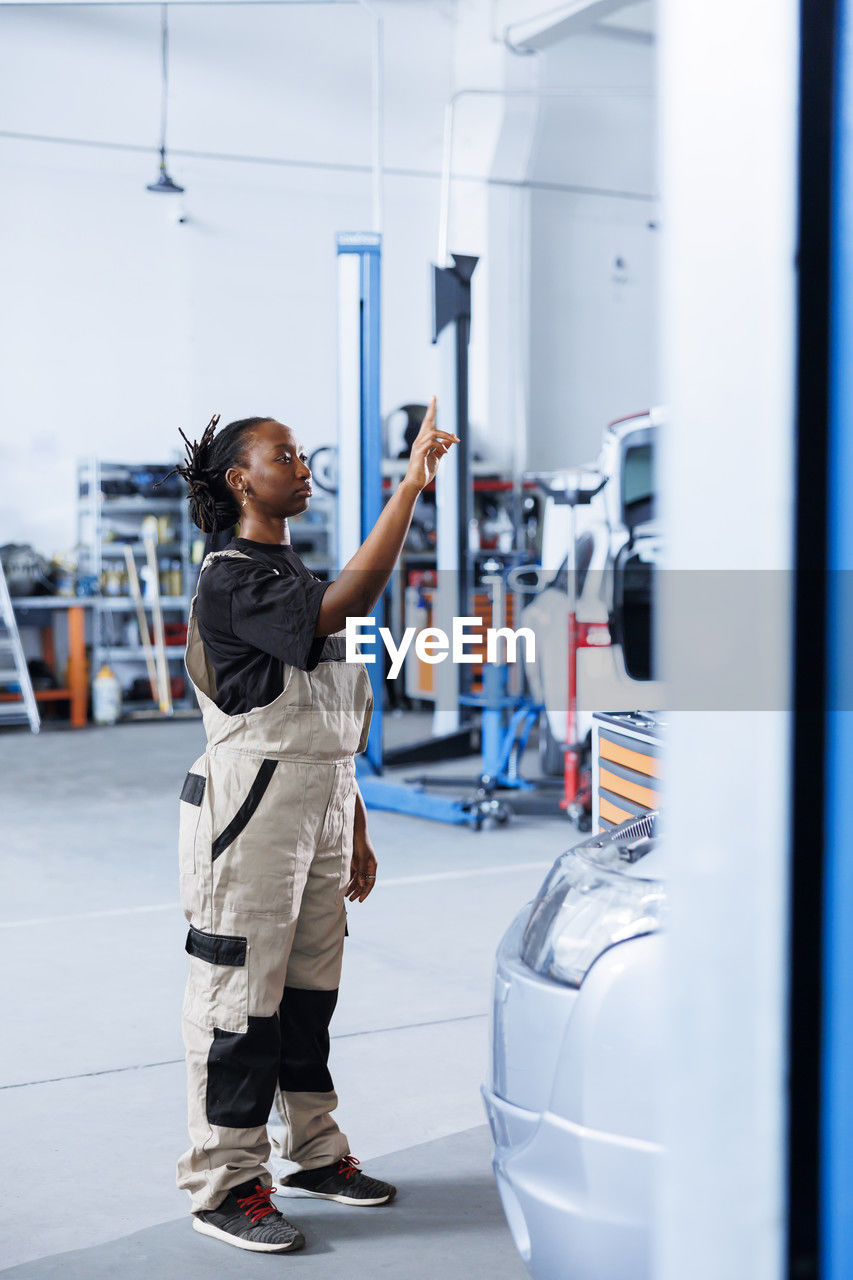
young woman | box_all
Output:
[172,398,457,1254]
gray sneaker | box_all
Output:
[193,1177,306,1253]
[278,1155,396,1206]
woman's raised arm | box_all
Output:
[314,397,458,635]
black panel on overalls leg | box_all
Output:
[206,1017,280,1128]
[278,987,339,1093]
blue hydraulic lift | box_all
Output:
[336,233,492,826]
[335,235,541,828]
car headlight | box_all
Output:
[520,829,665,988]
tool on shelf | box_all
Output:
[0,559,40,733]
[123,544,159,704]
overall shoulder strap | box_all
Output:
[201,549,252,569]
[199,549,281,576]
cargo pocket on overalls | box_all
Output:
[182,924,249,1035]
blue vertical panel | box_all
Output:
[825,4,853,1271]
[360,239,384,773]
[336,233,383,774]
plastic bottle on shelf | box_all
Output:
[493,507,515,553]
[92,665,122,725]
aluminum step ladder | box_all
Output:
[0,560,40,733]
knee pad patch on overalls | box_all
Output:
[278,986,339,1093]
[206,1017,280,1128]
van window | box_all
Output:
[622,443,655,528]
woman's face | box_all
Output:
[227,420,313,518]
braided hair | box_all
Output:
[160,413,273,533]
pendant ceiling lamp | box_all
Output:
[147,4,184,194]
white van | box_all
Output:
[521,411,666,795]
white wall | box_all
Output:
[0,0,660,556]
[443,7,660,478]
[0,1,452,554]
[526,29,659,471]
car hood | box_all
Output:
[566,812,667,883]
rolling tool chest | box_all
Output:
[592,711,664,832]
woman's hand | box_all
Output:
[346,831,377,903]
[403,396,460,493]
[346,785,376,902]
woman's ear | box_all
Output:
[225,466,244,496]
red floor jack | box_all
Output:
[561,613,608,829]
[530,472,607,830]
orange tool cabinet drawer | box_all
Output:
[593,711,664,832]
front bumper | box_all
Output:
[482,1086,658,1280]
[485,909,661,1280]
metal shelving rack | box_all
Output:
[287,490,336,575]
[76,458,200,714]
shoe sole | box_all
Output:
[276,1186,396,1207]
[193,1217,306,1253]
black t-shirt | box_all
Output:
[195,537,346,715]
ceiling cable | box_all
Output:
[146,4,184,194]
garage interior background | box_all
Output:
[0,1,813,1278]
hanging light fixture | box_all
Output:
[147,4,184,194]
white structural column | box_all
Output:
[655,0,799,1278]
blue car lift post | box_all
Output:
[336,234,482,826]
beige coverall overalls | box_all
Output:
[175,550,374,1212]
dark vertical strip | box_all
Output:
[789,0,836,1274]
[822,2,853,1272]
[456,312,471,629]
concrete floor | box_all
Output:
[0,716,575,1276]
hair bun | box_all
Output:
[155,414,221,491]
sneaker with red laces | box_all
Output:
[193,1177,306,1253]
[277,1155,396,1206]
